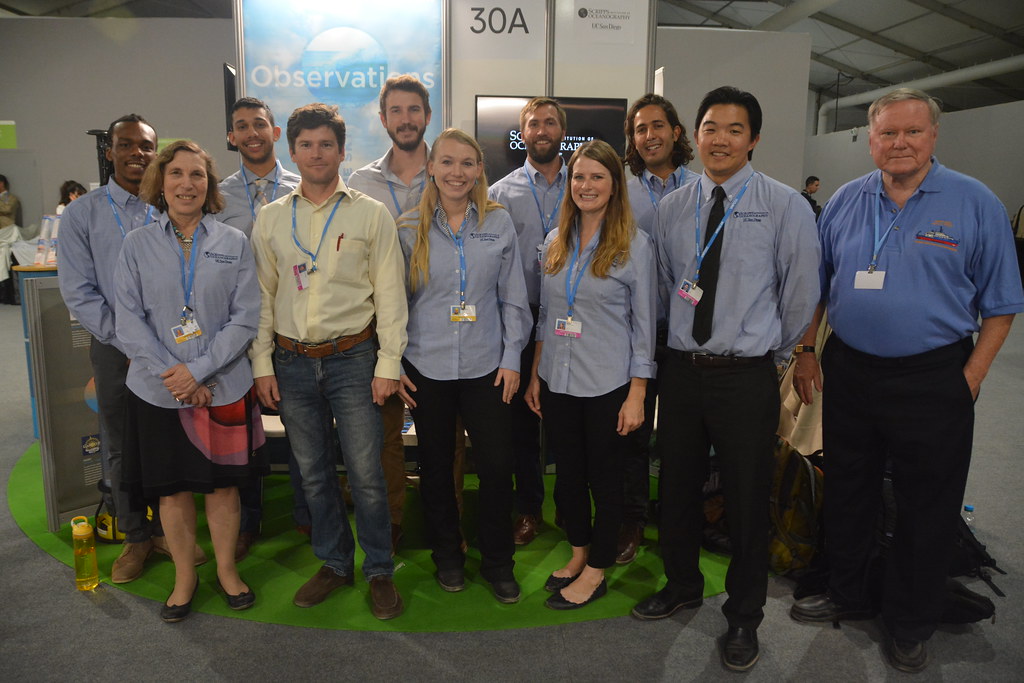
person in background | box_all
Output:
[619,93,700,565]
[490,97,569,546]
[0,174,21,228]
[790,87,1024,674]
[801,175,821,218]
[396,128,530,603]
[56,180,87,215]
[216,96,305,561]
[525,139,656,610]
[634,86,820,672]
[115,140,265,623]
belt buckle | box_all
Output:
[690,352,712,365]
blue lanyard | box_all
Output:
[642,168,681,211]
[446,213,472,309]
[176,224,202,317]
[693,173,755,282]
[565,225,594,321]
[387,178,425,218]
[871,180,902,272]
[105,186,153,239]
[523,167,564,235]
[291,194,343,273]
[241,160,282,223]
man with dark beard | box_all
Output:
[489,97,568,545]
[348,75,432,551]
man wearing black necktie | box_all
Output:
[633,87,820,672]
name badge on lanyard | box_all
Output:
[173,318,202,344]
[450,305,477,322]
[293,263,310,291]
[677,278,703,306]
[554,318,582,338]
[857,182,899,290]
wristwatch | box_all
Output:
[793,345,815,354]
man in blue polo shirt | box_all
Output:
[489,97,568,545]
[789,88,1024,674]
[618,93,700,564]
[633,86,820,672]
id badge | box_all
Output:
[293,263,310,291]
[854,270,886,289]
[554,318,582,338]
[450,305,477,322]
[677,279,703,306]
[172,318,202,344]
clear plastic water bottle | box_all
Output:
[71,516,99,591]
[962,504,976,533]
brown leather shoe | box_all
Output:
[615,522,643,564]
[391,524,403,556]
[294,565,353,607]
[235,531,258,562]
[512,514,540,545]
[151,535,208,566]
[111,539,154,583]
[369,575,403,620]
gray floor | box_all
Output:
[1,301,1021,682]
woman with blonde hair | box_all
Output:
[396,128,531,603]
[525,139,657,609]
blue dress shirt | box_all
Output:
[656,164,821,362]
[114,214,260,408]
[348,148,429,220]
[58,181,155,353]
[820,158,1024,357]
[398,202,531,380]
[489,158,568,307]
[216,159,301,237]
[537,224,657,397]
[627,166,700,236]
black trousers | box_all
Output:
[658,352,778,630]
[622,342,667,525]
[510,307,545,515]
[541,381,629,569]
[404,362,515,582]
[822,335,975,642]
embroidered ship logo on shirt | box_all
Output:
[915,221,959,250]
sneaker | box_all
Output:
[111,539,154,583]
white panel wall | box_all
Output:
[655,27,812,189]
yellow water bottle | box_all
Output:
[71,516,99,591]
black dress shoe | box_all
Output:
[887,636,928,673]
[160,578,199,623]
[790,593,876,623]
[217,579,256,610]
[488,578,521,604]
[545,579,607,610]
[631,587,703,620]
[544,572,580,592]
[721,627,759,672]
[436,568,465,592]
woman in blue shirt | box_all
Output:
[396,128,531,603]
[525,140,657,609]
[115,140,265,622]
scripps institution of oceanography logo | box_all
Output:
[578,8,589,17]
[250,27,389,106]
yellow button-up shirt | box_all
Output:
[249,179,408,380]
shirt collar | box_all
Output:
[699,162,754,201]
[243,159,282,184]
[158,212,213,237]
[378,146,429,186]
[290,176,349,207]
[642,166,682,190]
[524,156,567,187]
[867,156,944,200]
[105,177,140,208]
[434,200,477,234]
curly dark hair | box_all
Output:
[624,94,693,177]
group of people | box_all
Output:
[54,74,1021,676]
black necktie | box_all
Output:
[692,185,726,345]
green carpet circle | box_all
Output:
[9,443,728,631]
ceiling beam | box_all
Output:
[44,0,139,17]
[904,0,1024,51]
[661,0,751,30]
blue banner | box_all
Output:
[241,0,442,179]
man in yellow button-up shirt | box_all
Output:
[250,103,408,620]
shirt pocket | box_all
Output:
[329,239,369,284]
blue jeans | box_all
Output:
[274,338,393,579]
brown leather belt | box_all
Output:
[672,349,772,367]
[275,324,374,359]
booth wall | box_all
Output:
[655,27,812,190]
[0,17,235,233]
[804,98,1024,214]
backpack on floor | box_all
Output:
[768,438,824,575]
[948,515,1007,597]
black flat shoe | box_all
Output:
[218,578,256,611]
[545,579,607,610]
[161,578,199,623]
[544,572,580,592]
[721,627,759,672]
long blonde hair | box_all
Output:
[399,128,503,292]
[545,140,635,278]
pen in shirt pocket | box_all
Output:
[336,234,344,250]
